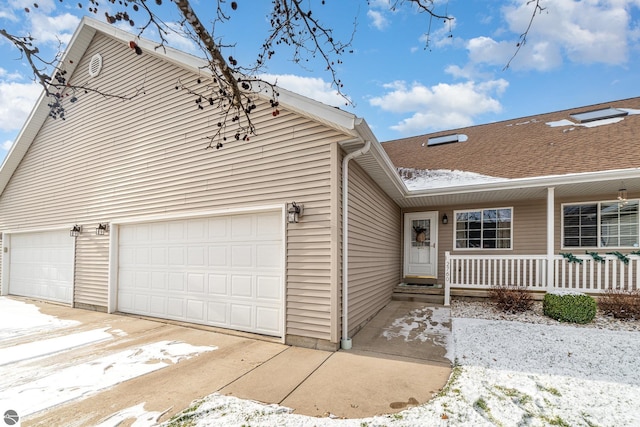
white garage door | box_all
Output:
[117,211,284,337]
[9,230,75,304]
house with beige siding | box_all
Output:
[1,17,639,351]
[383,98,640,304]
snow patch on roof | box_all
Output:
[398,167,509,190]
[546,108,640,128]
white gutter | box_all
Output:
[403,167,640,198]
[341,140,371,350]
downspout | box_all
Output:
[341,140,371,350]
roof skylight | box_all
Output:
[570,107,628,123]
[427,134,468,147]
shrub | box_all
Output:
[543,292,596,324]
[489,284,533,313]
[598,289,640,320]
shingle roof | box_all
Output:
[381,97,640,179]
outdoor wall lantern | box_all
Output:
[96,223,109,236]
[618,185,628,206]
[442,213,448,224]
[70,225,81,237]
[287,202,303,224]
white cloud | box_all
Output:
[28,12,80,45]
[260,74,349,108]
[493,0,637,70]
[368,0,391,8]
[0,80,42,132]
[0,68,23,81]
[369,79,508,134]
[367,9,389,30]
[1,140,14,151]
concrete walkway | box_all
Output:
[6,298,451,426]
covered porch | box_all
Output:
[395,168,640,304]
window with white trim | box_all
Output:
[563,201,639,248]
[455,208,512,249]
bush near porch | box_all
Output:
[543,292,597,324]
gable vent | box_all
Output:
[88,53,103,78]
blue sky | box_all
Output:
[1,0,639,164]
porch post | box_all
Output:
[546,187,555,291]
[444,251,451,306]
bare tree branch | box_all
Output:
[504,0,545,70]
[2,0,539,149]
[0,28,144,120]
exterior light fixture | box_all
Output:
[96,223,109,235]
[70,225,81,237]
[618,187,628,206]
[287,202,303,224]
[442,213,448,224]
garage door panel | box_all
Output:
[257,244,282,268]
[9,230,74,304]
[168,273,185,291]
[187,246,206,266]
[167,298,183,317]
[118,211,283,337]
[231,275,252,297]
[187,273,205,293]
[256,307,281,333]
[231,245,253,267]
[209,246,228,266]
[230,304,252,328]
[150,296,166,315]
[208,301,227,323]
[187,299,205,320]
[208,274,227,294]
[257,276,281,300]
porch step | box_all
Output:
[392,284,445,304]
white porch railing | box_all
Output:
[444,251,640,305]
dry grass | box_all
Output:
[598,289,640,320]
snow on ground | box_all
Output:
[0,297,217,423]
[382,305,452,362]
[162,308,640,427]
[0,297,79,340]
[3,297,640,426]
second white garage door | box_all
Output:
[117,211,284,337]
[9,230,74,304]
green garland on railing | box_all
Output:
[585,251,606,263]
[606,251,630,265]
[631,250,640,256]
[560,252,583,264]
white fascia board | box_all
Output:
[85,18,360,135]
[404,167,640,199]
[352,119,408,196]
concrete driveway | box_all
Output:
[1,298,451,426]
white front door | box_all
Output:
[403,212,438,279]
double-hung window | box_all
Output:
[563,201,639,248]
[455,208,512,249]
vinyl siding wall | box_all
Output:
[74,232,109,311]
[0,33,347,344]
[404,199,547,285]
[347,161,401,334]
